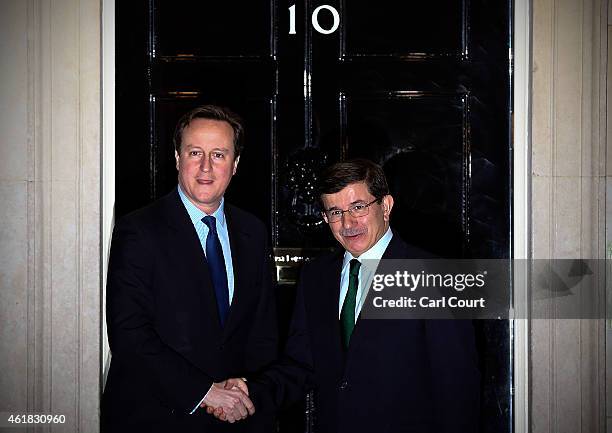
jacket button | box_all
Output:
[339,380,348,390]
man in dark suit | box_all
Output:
[102,105,277,432]
[220,158,480,432]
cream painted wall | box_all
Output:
[0,0,29,416]
[531,0,608,432]
[606,8,612,433]
[0,0,101,431]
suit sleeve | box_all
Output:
[425,319,480,433]
[248,263,315,412]
[106,217,213,413]
[245,227,279,371]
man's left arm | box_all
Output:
[425,319,481,433]
[245,232,278,370]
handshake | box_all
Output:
[201,378,255,423]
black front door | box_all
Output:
[116,1,512,432]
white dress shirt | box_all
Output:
[338,227,393,322]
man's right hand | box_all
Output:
[201,380,254,423]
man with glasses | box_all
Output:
[217,158,480,432]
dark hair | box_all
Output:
[173,105,244,158]
[318,158,389,201]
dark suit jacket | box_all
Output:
[250,234,480,433]
[102,189,278,433]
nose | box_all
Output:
[341,211,356,229]
[199,154,211,172]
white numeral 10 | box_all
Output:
[288,4,340,35]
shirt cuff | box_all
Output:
[189,383,214,414]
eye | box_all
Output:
[212,152,225,159]
[189,150,203,157]
[352,204,366,211]
[329,209,343,216]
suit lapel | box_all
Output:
[345,234,407,358]
[318,252,346,366]
[161,190,223,335]
[379,234,410,260]
[221,206,250,338]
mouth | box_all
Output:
[343,233,362,240]
[341,229,366,241]
[196,179,214,185]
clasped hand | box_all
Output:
[201,378,253,423]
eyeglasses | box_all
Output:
[322,198,380,223]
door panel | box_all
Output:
[343,1,465,56]
[155,1,273,57]
[116,1,512,432]
[343,94,468,257]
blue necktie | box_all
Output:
[202,216,230,326]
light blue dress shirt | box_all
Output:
[338,227,393,322]
[178,185,235,304]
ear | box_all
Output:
[232,155,240,175]
[175,150,180,171]
[382,195,394,221]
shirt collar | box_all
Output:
[342,227,393,271]
[177,185,226,228]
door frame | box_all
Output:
[512,0,531,431]
[102,0,115,387]
[100,0,532,431]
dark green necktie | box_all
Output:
[340,259,361,349]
